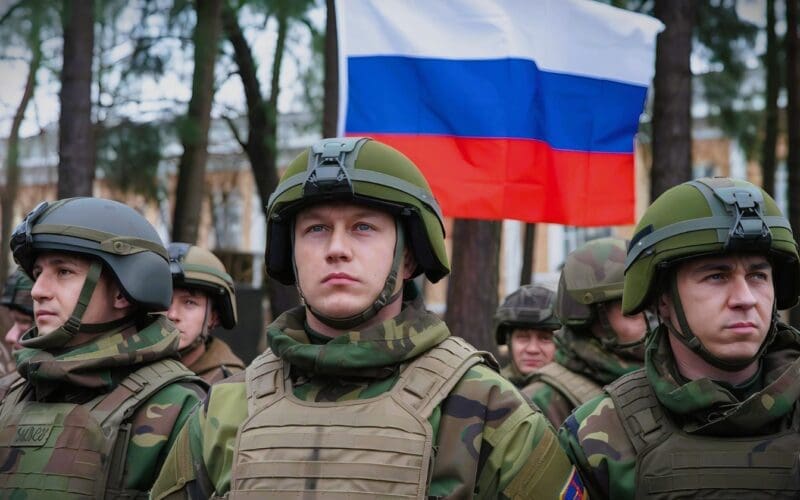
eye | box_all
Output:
[750,271,770,281]
[703,272,725,282]
[57,268,74,278]
[355,222,374,232]
[305,224,327,234]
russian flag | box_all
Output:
[336,0,663,226]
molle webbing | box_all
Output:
[606,369,800,499]
[234,337,485,499]
[0,359,198,499]
[528,363,603,409]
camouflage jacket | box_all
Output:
[1,314,206,494]
[185,336,245,385]
[151,301,585,500]
[0,342,13,378]
[523,327,642,427]
[559,323,800,500]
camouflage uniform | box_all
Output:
[0,269,34,377]
[152,137,583,499]
[522,237,645,427]
[0,198,206,498]
[559,178,800,499]
[168,243,245,384]
[494,283,560,387]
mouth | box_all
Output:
[725,322,758,332]
[322,272,358,284]
[35,311,56,320]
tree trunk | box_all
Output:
[323,0,338,138]
[172,0,223,243]
[761,0,779,196]
[57,0,94,198]
[651,0,694,200]
[519,223,535,287]
[222,4,299,319]
[445,219,501,354]
[787,0,800,324]
[1,21,42,284]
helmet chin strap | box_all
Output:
[297,219,406,332]
[666,273,775,372]
[21,261,103,350]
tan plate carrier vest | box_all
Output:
[607,369,800,500]
[226,336,485,499]
[0,358,198,499]
[527,362,602,409]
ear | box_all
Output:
[402,248,417,280]
[113,289,132,311]
[207,308,220,330]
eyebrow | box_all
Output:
[691,260,771,273]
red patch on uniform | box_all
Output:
[560,468,587,500]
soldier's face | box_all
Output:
[509,328,555,374]
[293,202,410,334]
[167,288,219,349]
[598,300,646,345]
[659,254,774,364]
[30,252,126,336]
[4,309,33,349]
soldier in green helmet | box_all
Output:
[152,137,584,499]
[522,237,648,427]
[494,283,560,387]
[559,177,800,499]
[0,197,206,498]
[167,243,245,384]
[0,269,34,376]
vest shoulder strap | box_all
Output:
[245,349,285,415]
[605,369,670,454]
[394,336,486,420]
[527,363,603,408]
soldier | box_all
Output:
[152,137,584,499]
[0,197,206,498]
[0,269,33,376]
[559,177,800,499]
[522,237,648,427]
[167,243,245,384]
[494,283,559,387]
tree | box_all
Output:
[172,0,224,243]
[787,0,800,325]
[57,0,95,197]
[445,220,501,354]
[0,0,44,284]
[651,0,694,199]
[221,0,317,317]
[761,0,780,196]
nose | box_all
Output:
[166,302,180,322]
[728,274,757,309]
[5,322,25,348]
[30,272,52,303]
[325,225,352,262]
[525,338,543,354]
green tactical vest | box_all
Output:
[0,359,198,499]
[607,369,800,500]
[226,336,487,499]
[525,362,603,409]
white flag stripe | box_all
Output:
[336,0,663,86]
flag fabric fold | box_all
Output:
[336,0,663,226]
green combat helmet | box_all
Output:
[494,284,560,345]
[266,137,448,329]
[10,198,172,349]
[556,236,642,351]
[1,268,33,316]
[168,242,238,339]
[624,177,800,370]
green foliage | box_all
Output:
[96,121,162,200]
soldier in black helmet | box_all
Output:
[0,269,33,376]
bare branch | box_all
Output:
[223,114,246,150]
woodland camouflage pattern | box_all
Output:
[522,327,643,427]
[0,315,205,495]
[0,344,13,377]
[185,336,245,384]
[152,300,584,499]
[559,323,800,500]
